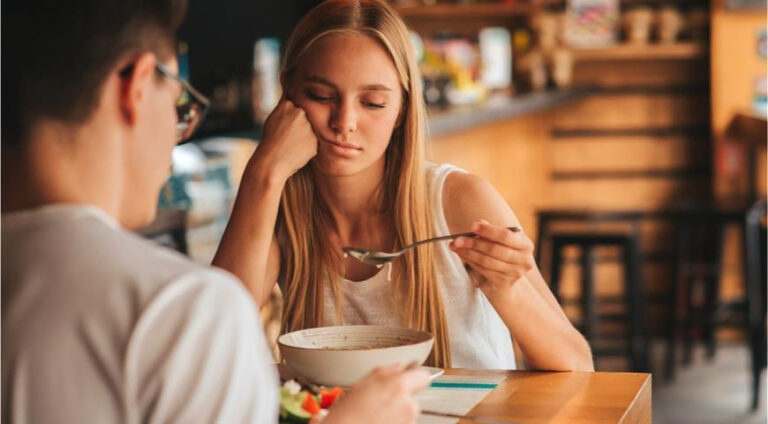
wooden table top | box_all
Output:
[444,369,652,424]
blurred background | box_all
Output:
[138,1,767,422]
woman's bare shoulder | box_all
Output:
[442,171,520,233]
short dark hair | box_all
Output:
[2,0,188,146]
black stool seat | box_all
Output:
[548,231,649,372]
[549,233,637,246]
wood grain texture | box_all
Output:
[572,59,708,89]
[444,369,652,424]
[572,42,706,62]
[547,178,709,210]
[552,94,708,130]
[550,135,708,173]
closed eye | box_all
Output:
[306,89,386,109]
[363,101,386,109]
[306,91,334,102]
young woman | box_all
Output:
[214,0,593,371]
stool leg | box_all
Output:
[666,222,687,380]
[749,324,764,411]
[704,223,725,359]
[625,237,648,372]
[744,211,765,411]
[683,279,695,365]
[682,226,695,366]
[581,245,597,343]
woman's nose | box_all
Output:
[330,100,357,137]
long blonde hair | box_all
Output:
[277,0,451,368]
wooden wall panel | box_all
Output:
[551,135,708,173]
[552,94,709,130]
[572,60,708,89]
[548,178,709,210]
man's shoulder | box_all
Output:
[72,212,210,287]
[84,218,254,317]
[2,205,241,305]
[94,222,250,307]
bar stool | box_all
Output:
[665,217,726,381]
[548,231,649,372]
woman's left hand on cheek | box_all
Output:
[449,220,536,296]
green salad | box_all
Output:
[279,380,344,424]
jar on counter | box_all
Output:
[547,48,573,89]
[623,7,654,45]
[657,6,684,44]
[517,49,547,92]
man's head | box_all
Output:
[3,0,190,228]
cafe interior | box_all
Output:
[132,0,768,422]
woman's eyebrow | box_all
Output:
[359,83,392,92]
[304,75,392,92]
[304,75,336,88]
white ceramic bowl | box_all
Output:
[278,325,434,387]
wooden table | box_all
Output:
[444,369,651,424]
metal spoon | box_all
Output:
[342,227,521,267]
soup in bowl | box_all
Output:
[278,325,434,387]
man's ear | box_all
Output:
[119,52,157,127]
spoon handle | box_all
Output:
[407,226,521,250]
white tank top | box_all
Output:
[322,163,517,369]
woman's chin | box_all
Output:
[311,157,367,178]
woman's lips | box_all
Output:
[320,137,362,151]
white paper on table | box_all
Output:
[415,373,507,424]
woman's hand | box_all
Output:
[323,364,429,424]
[449,219,536,299]
[247,97,318,183]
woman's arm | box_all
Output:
[212,99,317,307]
[212,172,283,308]
[443,171,594,371]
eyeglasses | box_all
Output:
[119,61,210,143]
[154,62,209,143]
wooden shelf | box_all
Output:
[572,42,707,61]
[619,0,710,6]
[395,3,710,35]
[394,3,540,20]
[393,2,551,32]
[395,0,707,18]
